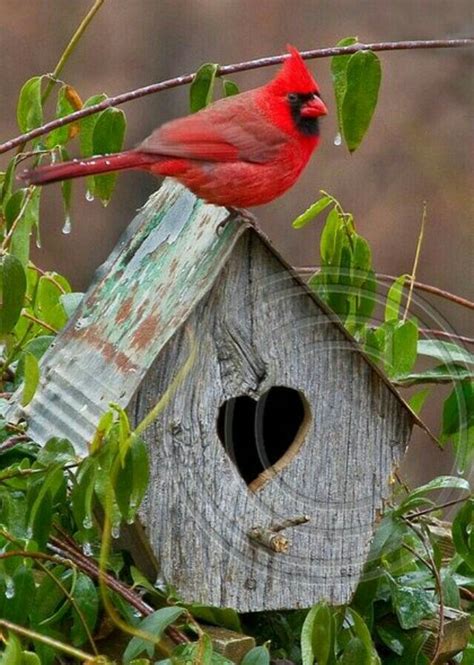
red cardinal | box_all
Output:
[22,46,327,208]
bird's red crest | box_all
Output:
[269,45,320,95]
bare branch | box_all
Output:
[0,38,472,156]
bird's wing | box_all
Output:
[138,93,288,164]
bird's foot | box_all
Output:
[217,207,258,235]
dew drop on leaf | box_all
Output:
[82,541,93,556]
[334,132,342,146]
[82,515,93,530]
[85,189,95,202]
[62,214,72,235]
[111,524,121,539]
[5,578,15,599]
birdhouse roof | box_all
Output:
[9,179,433,453]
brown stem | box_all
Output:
[297,268,474,312]
[0,39,472,156]
[419,329,474,346]
[0,434,31,453]
[49,534,190,645]
[407,495,472,519]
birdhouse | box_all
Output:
[9,180,428,612]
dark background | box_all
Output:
[1,1,473,485]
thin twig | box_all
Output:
[407,494,472,519]
[0,38,472,156]
[0,618,94,661]
[297,268,474,312]
[21,310,58,334]
[41,0,106,105]
[403,202,428,322]
[419,329,474,346]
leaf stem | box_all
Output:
[403,202,428,322]
[0,38,472,156]
[41,0,106,105]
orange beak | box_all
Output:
[300,95,328,118]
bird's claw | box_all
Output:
[216,207,258,235]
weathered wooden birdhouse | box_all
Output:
[10,179,427,612]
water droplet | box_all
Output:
[334,132,342,147]
[35,235,42,249]
[62,215,72,235]
[82,515,93,530]
[111,524,121,539]
[154,575,166,590]
[5,578,15,599]
[85,189,95,202]
[82,541,93,557]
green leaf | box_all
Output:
[418,340,474,366]
[71,573,99,646]
[37,438,76,466]
[0,254,27,334]
[46,85,76,148]
[190,63,219,113]
[58,146,72,234]
[442,380,474,437]
[440,569,460,609]
[60,292,84,318]
[396,365,474,387]
[452,498,474,569]
[79,94,108,157]
[17,76,43,132]
[222,79,239,97]
[21,352,40,406]
[4,565,36,625]
[408,388,430,414]
[385,275,408,322]
[331,37,358,133]
[27,465,65,547]
[390,583,435,629]
[71,457,97,533]
[91,108,127,205]
[115,436,149,523]
[123,606,185,663]
[10,188,41,266]
[34,274,70,330]
[396,475,470,515]
[339,637,369,664]
[345,608,380,664]
[292,195,333,229]
[188,605,242,633]
[385,319,418,378]
[301,602,333,665]
[241,646,270,665]
[320,207,343,265]
[0,632,22,665]
[341,50,381,152]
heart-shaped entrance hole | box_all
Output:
[217,386,310,491]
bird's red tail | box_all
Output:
[20,151,156,186]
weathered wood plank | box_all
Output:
[7,181,245,453]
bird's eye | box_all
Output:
[287,93,298,103]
